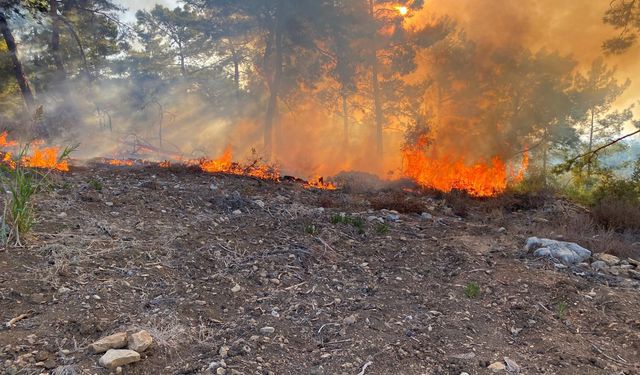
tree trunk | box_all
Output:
[342,91,349,147]
[0,11,35,111]
[231,47,241,99]
[369,0,384,160]
[50,0,65,79]
[177,40,187,76]
[587,107,595,178]
[264,3,283,161]
[542,128,549,186]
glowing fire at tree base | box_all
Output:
[402,137,529,197]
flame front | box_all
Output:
[198,146,280,181]
[0,132,69,172]
[403,135,528,197]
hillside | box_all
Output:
[1,165,639,375]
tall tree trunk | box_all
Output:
[231,47,241,99]
[50,0,65,79]
[0,11,35,111]
[342,91,349,147]
[542,127,549,186]
[369,0,384,160]
[177,40,187,76]
[587,107,595,178]
[264,4,283,161]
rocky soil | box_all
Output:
[1,164,639,375]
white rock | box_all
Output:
[232,210,242,215]
[488,361,506,372]
[231,284,242,293]
[89,332,128,354]
[128,330,153,352]
[525,237,591,265]
[98,349,140,368]
[260,327,275,335]
[58,287,71,294]
[254,200,265,208]
[593,253,621,266]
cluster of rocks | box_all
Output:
[526,237,640,283]
[89,330,153,370]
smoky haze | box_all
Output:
[1,0,638,185]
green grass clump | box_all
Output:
[330,214,365,234]
[305,224,319,235]
[88,178,103,191]
[556,300,568,319]
[1,144,75,246]
[375,223,389,235]
[464,281,481,298]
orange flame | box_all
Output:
[305,176,337,190]
[198,146,281,181]
[22,146,69,172]
[402,135,527,197]
[0,132,69,172]
[107,159,135,167]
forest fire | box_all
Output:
[197,146,280,180]
[107,159,135,167]
[0,132,69,172]
[403,136,528,197]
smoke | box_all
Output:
[423,0,639,105]
[17,0,640,183]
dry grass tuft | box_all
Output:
[592,198,640,231]
[369,191,426,214]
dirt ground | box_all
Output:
[1,164,639,375]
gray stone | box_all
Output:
[259,326,275,335]
[421,212,433,220]
[593,253,620,266]
[127,330,153,352]
[386,214,400,222]
[591,260,607,272]
[98,349,140,369]
[89,333,128,354]
[526,237,591,265]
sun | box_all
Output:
[397,6,409,16]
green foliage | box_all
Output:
[330,214,365,234]
[556,300,569,319]
[375,223,389,235]
[304,224,319,235]
[603,1,640,54]
[3,163,36,236]
[0,145,75,247]
[88,178,103,191]
[464,282,480,298]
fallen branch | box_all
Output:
[558,128,640,172]
[6,313,29,328]
[590,342,628,365]
[357,361,373,375]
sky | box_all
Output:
[116,0,177,22]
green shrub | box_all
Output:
[88,178,103,191]
[1,145,75,246]
[464,282,480,298]
[330,213,365,234]
[375,223,389,235]
[556,300,568,319]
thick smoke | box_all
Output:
[24,0,640,180]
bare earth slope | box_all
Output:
[1,165,639,375]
